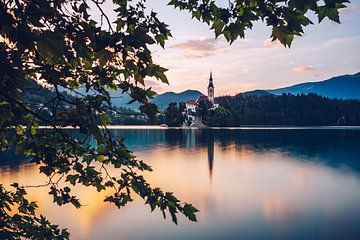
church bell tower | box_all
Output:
[208,71,214,104]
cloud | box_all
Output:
[179,52,214,59]
[263,38,282,48]
[322,35,360,48]
[340,5,360,14]
[144,79,168,92]
[288,36,360,55]
[292,66,315,73]
[170,38,221,59]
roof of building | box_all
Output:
[186,100,197,105]
[196,95,208,103]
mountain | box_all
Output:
[109,89,203,109]
[151,90,203,109]
[244,72,360,99]
[25,81,74,106]
[66,84,203,110]
[241,90,274,97]
[75,88,204,110]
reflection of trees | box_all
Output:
[116,129,360,173]
[0,150,27,168]
[3,128,360,174]
[163,129,360,173]
[164,129,186,147]
[211,129,360,171]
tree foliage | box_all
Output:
[0,183,69,239]
[169,0,348,47]
[214,93,360,126]
[197,100,212,123]
[164,102,186,127]
[0,0,348,238]
[206,106,233,127]
[0,0,196,238]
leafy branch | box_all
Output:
[168,0,349,47]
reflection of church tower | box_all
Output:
[207,133,214,180]
[208,71,214,104]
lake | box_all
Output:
[1,127,360,239]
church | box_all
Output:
[185,72,218,114]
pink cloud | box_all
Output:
[292,66,315,73]
[263,38,282,48]
[144,79,167,93]
[170,38,220,59]
[340,5,360,14]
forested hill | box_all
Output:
[244,72,360,100]
[208,93,360,126]
[151,90,203,109]
[24,82,74,109]
[73,88,203,110]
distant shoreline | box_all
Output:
[32,125,360,130]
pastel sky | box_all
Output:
[103,0,360,95]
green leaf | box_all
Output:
[98,113,111,125]
[38,31,65,59]
[271,26,294,47]
[96,155,106,162]
[15,126,25,136]
[317,5,341,23]
[66,175,79,186]
[139,161,153,171]
[148,64,169,84]
[83,154,93,165]
[211,20,225,37]
[70,198,81,208]
[97,49,113,67]
[183,204,199,222]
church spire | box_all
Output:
[208,71,214,88]
[207,71,214,104]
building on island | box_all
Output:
[185,71,218,113]
[184,72,219,126]
[185,99,197,113]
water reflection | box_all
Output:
[207,133,214,180]
[112,128,360,174]
[1,128,360,240]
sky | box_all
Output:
[103,0,360,96]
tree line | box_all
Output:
[212,93,360,126]
[163,93,360,127]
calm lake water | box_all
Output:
[1,127,360,239]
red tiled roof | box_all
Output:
[196,95,208,103]
[186,100,197,105]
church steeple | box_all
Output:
[208,71,214,88]
[208,71,214,104]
